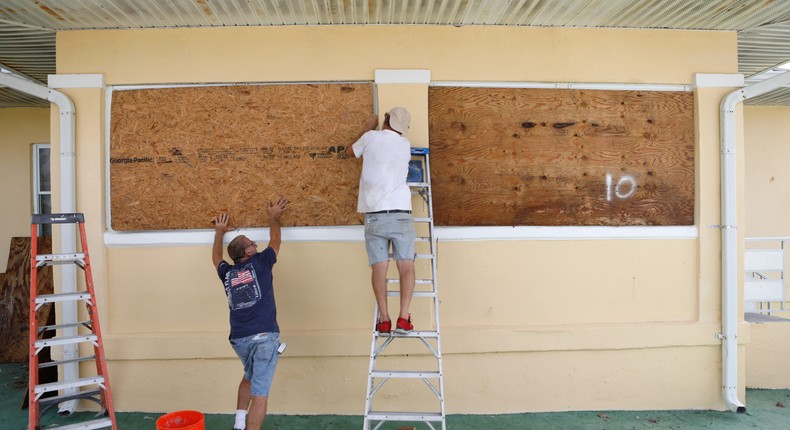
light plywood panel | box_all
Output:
[110,83,374,231]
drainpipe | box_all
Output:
[0,72,79,414]
[720,70,790,413]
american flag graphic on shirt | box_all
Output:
[230,270,254,287]
[225,264,261,310]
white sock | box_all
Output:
[234,409,247,429]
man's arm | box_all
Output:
[267,197,289,256]
[345,114,379,157]
[212,213,232,269]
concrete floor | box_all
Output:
[4,362,790,429]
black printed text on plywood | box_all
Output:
[110,83,373,231]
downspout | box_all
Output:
[719,70,790,413]
[0,72,80,413]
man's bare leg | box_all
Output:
[396,259,415,319]
[371,261,390,322]
[237,377,251,409]
[234,377,251,429]
[246,395,268,430]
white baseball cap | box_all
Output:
[387,107,410,134]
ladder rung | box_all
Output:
[39,388,102,407]
[36,253,86,265]
[375,331,439,339]
[32,213,85,225]
[367,411,443,421]
[47,417,113,430]
[39,355,97,369]
[39,321,92,333]
[386,291,437,298]
[413,217,432,223]
[36,292,92,305]
[370,370,441,379]
[35,334,98,349]
[386,279,433,285]
[35,376,105,395]
[387,253,434,260]
[408,182,430,188]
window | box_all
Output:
[32,143,51,236]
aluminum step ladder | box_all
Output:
[364,147,446,430]
[29,213,117,430]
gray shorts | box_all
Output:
[364,213,417,265]
[230,332,279,397]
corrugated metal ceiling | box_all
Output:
[1,0,790,107]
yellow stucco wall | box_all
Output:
[743,106,790,388]
[744,106,790,237]
[0,107,50,271]
[47,25,745,414]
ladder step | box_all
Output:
[387,279,433,285]
[367,411,444,422]
[386,291,437,298]
[35,334,98,349]
[46,417,114,430]
[370,370,441,379]
[408,182,430,188]
[35,376,105,395]
[32,213,85,225]
[415,253,434,259]
[413,217,432,223]
[39,388,102,407]
[39,321,92,333]
[375,331,439,339]
[36,253,86,265]
[36,292,92,305]
[39,355,97,369]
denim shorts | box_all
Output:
[364,213,416,265]
[230,332,279,397]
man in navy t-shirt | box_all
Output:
[212,196,288,430]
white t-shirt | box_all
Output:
[352,129,412,213]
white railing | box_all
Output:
[744,237,789,315]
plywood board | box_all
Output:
[0,237,53,363]
[428,87,694,226]
[110,83,374,231]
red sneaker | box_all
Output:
[376,320,391,334]
[395,315,413,334]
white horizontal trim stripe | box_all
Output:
[48,74,104,89]
[437,226,697,241]
[104,226,365,247]
[375,69,431,84]
[432,81,690,92]
[693,73,744,89]
[111,80,371,92]
[104,225,696,246]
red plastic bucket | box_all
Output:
[156,410,205,430]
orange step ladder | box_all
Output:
[29,213,116,430]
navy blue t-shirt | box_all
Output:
[217,246,279,339]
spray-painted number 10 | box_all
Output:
[605,173,637,202]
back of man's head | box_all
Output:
[228,236,248,263]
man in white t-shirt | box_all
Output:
[345,107,416,334]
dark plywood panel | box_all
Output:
[110,83,373,231]
[0,237,53,363]
[428,87,694,226]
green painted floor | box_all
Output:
[4,362,790,429]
